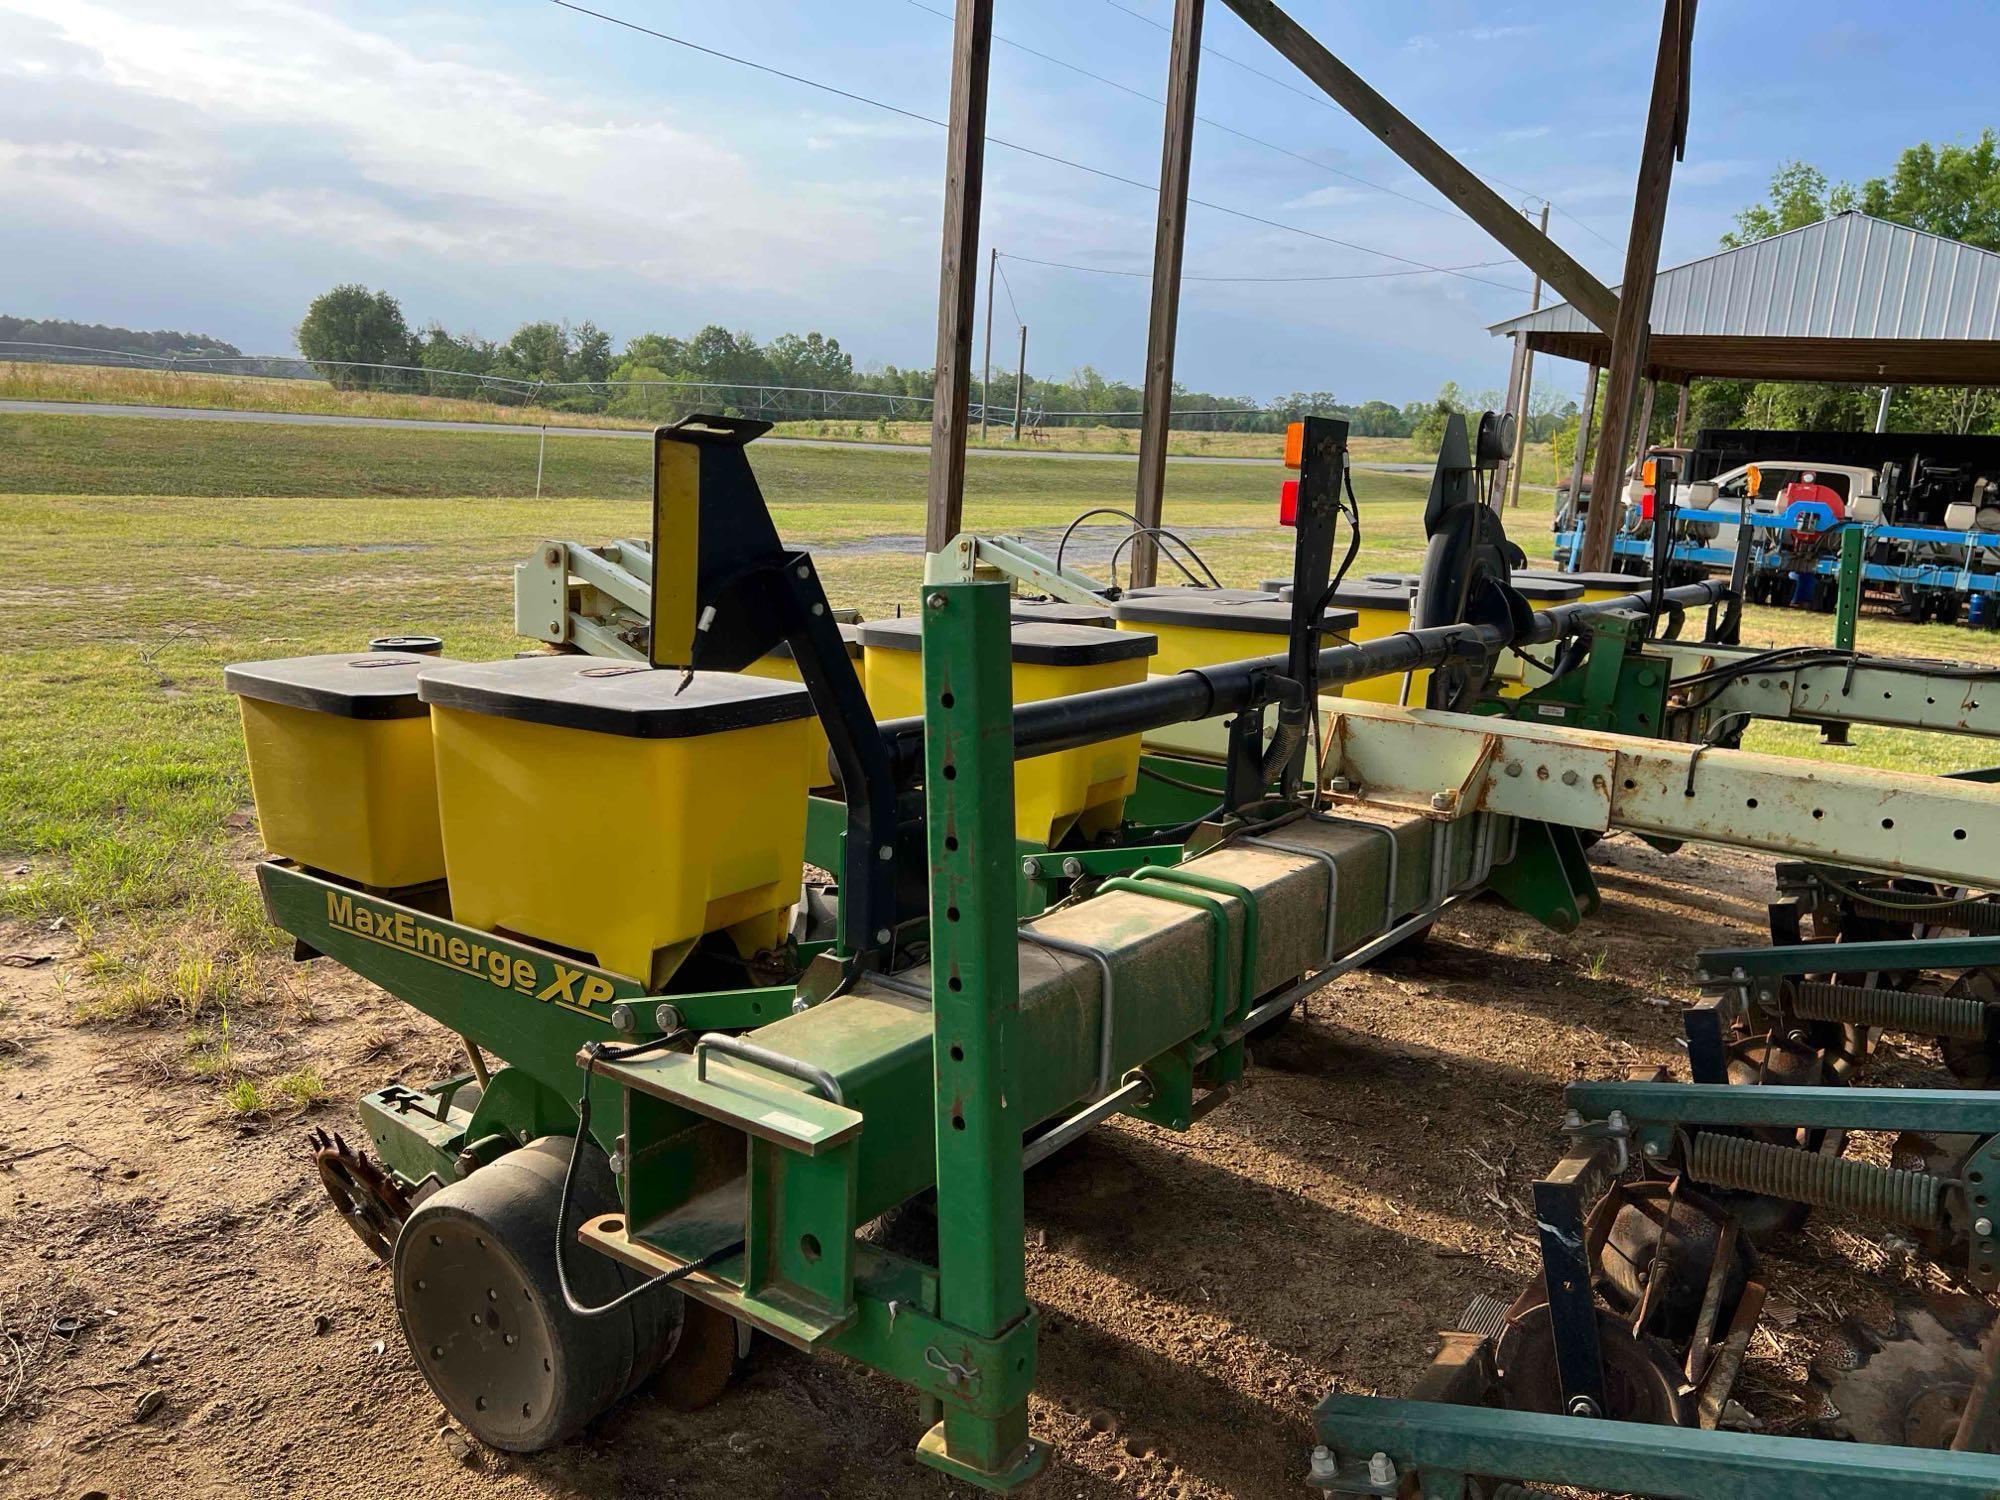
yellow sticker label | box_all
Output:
[324,889,617,1016]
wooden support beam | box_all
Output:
[1131,0,1205,590]
[1579,0,1697,573]
[1217,0,1618,332]
[923,0,995,554]
[1672,382,1690,447]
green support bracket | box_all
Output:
[1101,864,1259,1089]
[1483,820,1598,933]
[1016,842,1187,916]
[359,1078,477,1188]
[1834,523,1864,652]
[805,794,847,893]
[916,580,1047,1489]
[1483,611,1672,740]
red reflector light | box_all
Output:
[1279,479,1299,526]
[1640,489,1656,521]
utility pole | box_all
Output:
[922,0,995,554]
[1580,0,1697,572]
[1012,323,1027,441]
[1565,363,1600,536]
[981,246,996,441]
[1497,200,1551,509]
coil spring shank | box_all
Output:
[1790,980,1987,1040]
[1688,1133,1943,1228]
[1854,898,2000,936]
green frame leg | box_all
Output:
[916,580,1047,1487]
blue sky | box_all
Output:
[3,0,1997,405]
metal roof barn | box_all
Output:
[1489,212,2000,387]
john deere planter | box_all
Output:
[234,412,2000,1492]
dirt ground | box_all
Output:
[0,835,1957,1500]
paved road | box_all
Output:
[0,397,1442,473]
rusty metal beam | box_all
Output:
[1580,0,1697,572]
[923,0,995,553]
[1131,0,1205,590]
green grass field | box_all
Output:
[4,407,1998,1079]
[0,360,1568,475]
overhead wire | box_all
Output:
[904,0,1472,225]
[542,0,1530,294]
[1094,0,1624,264]
[999,250,1518,284]
[994,259,1025,326]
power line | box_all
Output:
[1000,251,1516,284]
[1095,0,1623,263]
[903,0,1468,225]
[542,0,1530,294]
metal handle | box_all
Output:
[693,1035,845,1106]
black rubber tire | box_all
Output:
[393,1136,680,1452]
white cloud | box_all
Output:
[1406,22,1540,52]
[0,0,921,318]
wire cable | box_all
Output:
[905,0,1481,228]
[999,251,1518,285]
[555,1037,741,1317]
[994,259,1025,327]
[543,0,1530,294]
[1095,0,1621,263]
[1053,506,1222,587]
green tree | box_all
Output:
[1722,161,1855,247]
[501,320,570,383]
[570,321,614,383]
[1859,130,2000,250]
[768,331,853,390]
[296,284,413,389]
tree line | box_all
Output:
[0,314,242,360]
[293,282,1502,436]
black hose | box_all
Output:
[555,1038,742,1318]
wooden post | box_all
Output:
[923,0,995,554]
[1217,0,1617,331]
[1012,323,1027,441]
[981,246,996,442]
[1491,331,1527,509]
[1672,381,1690,447]
[1579,0,1696,573]
[1131,0,1205,590]
[1565,362,1600,536]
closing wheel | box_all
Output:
[1817,1296,1996,1449]
[1491,1292,1691,1426]
[1941,970,2000,1086]
[394,1136,685,1452]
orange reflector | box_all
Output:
[1279,479,1299,526]
[1641,457,1658,487]
[1283,422,1305,470]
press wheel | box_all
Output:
[394,1136,684,1451]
